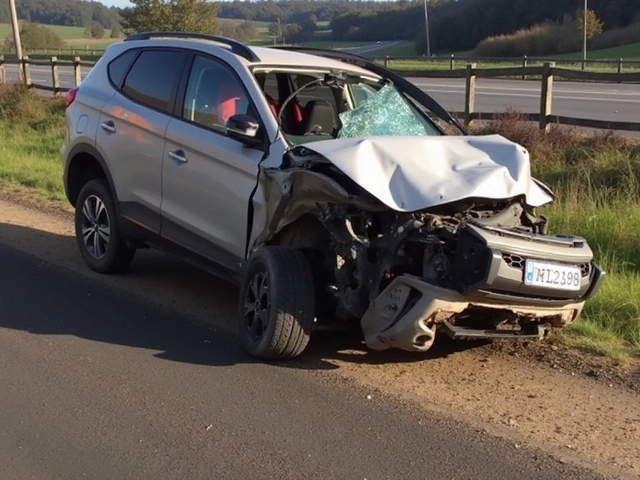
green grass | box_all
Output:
[542,186,640,360]
[0,23,112,41]
[555,42,640,60]
[371,42,640,74]
[219,18,271,29]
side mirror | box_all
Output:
[225,114,261,147]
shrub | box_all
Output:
[3,22,65,50]
[591,21,640,51]
[0,83,65,133]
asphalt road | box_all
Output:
[3,63,639,126]
[0,241,607,480]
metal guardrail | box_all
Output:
[1,55,639,132]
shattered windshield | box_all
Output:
[338,84,440,138]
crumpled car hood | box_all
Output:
[301,134,553,212]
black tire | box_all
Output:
[74,179,135,274]
[238,246,316,360]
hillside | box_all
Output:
[0,0,120,29]
[432,0,639,52]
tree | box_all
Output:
[4,22,65,49]
[268,20,282,43]
[110,24,122,38]
[91,22,105,39]
[120,0,219,34]
[575,9,604,40]
[235,21,257,43]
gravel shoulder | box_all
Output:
[1,189,638,479]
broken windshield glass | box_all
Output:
[338,84,440,138]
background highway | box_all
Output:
[0,241,608,480]
[3,62,638,126]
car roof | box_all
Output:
[110,35,379,79]
[248,47,377,77]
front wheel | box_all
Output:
[238,246,316,360]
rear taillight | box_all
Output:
[66,87,79,108]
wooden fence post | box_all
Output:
[539,61,554,133]
[464,63,477,128]
[522,55,527,80]
[385,56,389,68]
[0,56,5,85]
[450,54,455,70]
[51,56,60,96]
[22,56,31,87]
[617,58,623,84]
[73,56,82,86]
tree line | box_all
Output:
[0,0,120,30]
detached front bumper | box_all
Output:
[361,223,606,352]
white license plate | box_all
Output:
[524,260,581,291]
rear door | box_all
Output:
[160,54,266,266]
[97,48,188,232]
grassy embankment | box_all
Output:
[0,83,639,362]
[369,41,640,74]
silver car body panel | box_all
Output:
[161,118,264,259]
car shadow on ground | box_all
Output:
[0,220,491,371]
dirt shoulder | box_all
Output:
[1,190,638,479]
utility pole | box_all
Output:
[582,0,587,64]
[277,17,281,45]
[9,0,24,64]
[423,0,431,57]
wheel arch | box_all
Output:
[64,143,118,209]
[266,214,330,252]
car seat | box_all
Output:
[300,100,335,135]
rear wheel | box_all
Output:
[74,179,135,274]
[238,246,316,360]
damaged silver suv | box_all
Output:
[61,32,605,360]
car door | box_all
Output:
[160,54,265,267]
[97,48,187,232]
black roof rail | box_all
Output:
[124,31,260,63]
[271,46,466,134]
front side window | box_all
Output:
[121,50,185,112]
[182,56,251,131]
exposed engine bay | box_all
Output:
[315,196,548,319]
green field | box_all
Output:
[0,23,112,41]
[556,42,640,60]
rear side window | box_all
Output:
[107,49,138,88]
[122,50,186,112]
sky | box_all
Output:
[101,0,132,7]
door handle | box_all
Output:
[100,121,116,134]
[168,149,188,164]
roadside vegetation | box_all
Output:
[0,84,638,361]
[0,84,65,200]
